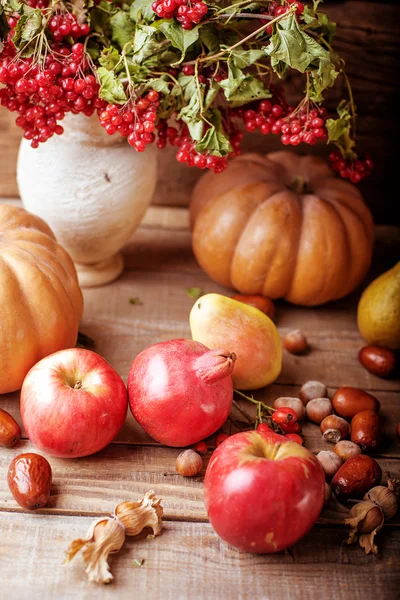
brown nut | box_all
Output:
[231,294,275,320]
[273,397,305,421]
[306,397,332,424]
[323,482,332,508]
[299,380,327,406]
[332,386,380,419]
[320,415,350,443]
[316,451,343,480]
[358,345,396,378]
[283,330,308,355]
[351,410,381,452]
[8,453,52,510]
[0,408,21,448]
[175,449,203,477]
[333,440,361,462]
[331,455,382,503]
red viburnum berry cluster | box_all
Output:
[152,0,208,30]
[329,151,373,184]
[98,90,159,153]
[0,41,103,148]
[48,13,90,42]
[234,100,328,147]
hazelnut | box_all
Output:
[358,345,396,378]
[320,415,350,443]
[273,397,305,421]
[333,440,361,462]
[316,451,343,480]
[306,397,332,424]
[299,380,327,406]
[175,449,203,477]
[283,330,308,355]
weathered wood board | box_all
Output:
[0,204,399,598]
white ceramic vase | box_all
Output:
[17,113,157,287]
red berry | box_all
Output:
[216,433,229,446]
[286,433,304,445]
[272,407,297,426]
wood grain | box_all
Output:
[0,201,399,597]
[0,514,399,600]
[1,1,399,224]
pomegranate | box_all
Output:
[128,339,235,446]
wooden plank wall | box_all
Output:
[1,1,399,224]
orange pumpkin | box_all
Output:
[190,152,374,306]
[0,205,84,394]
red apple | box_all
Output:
[204,424,325,553]
[21,348,127,458]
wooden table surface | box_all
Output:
[0,206,399,600]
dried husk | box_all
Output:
[64,490,163,583]
[345,500,384,556]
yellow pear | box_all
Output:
[190,293,282,390]
[357,261,400,350]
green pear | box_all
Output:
[190,293,282,390]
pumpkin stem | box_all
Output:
[288,176,312,195]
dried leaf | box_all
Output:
[129,297,143,305]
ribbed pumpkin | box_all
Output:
[0,205,83,394]
[190,152,374,306]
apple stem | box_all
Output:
[74,380,83,390]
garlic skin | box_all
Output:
[65,490,163,584]
[316,451,343,480]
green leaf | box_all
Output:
[186,287,203,299]
[231,49,265,69]
[144,77,171,94]
[200,24,220,53]
[204,79,219,109]
[132,24,158,63]
[196,109,232,157]
[97,67,127,104]
[317,11,336,43]
[326,100,356,158]
[132,558,144,567]
[13,7,42,48]
[265,13,331,73]
[99,46,121,70]
[309,56,338,101]
[110,10,134,48]
[130,0,155,23]
[219,63,271,106]
[178,84,204,141]
[159,20,200,60]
